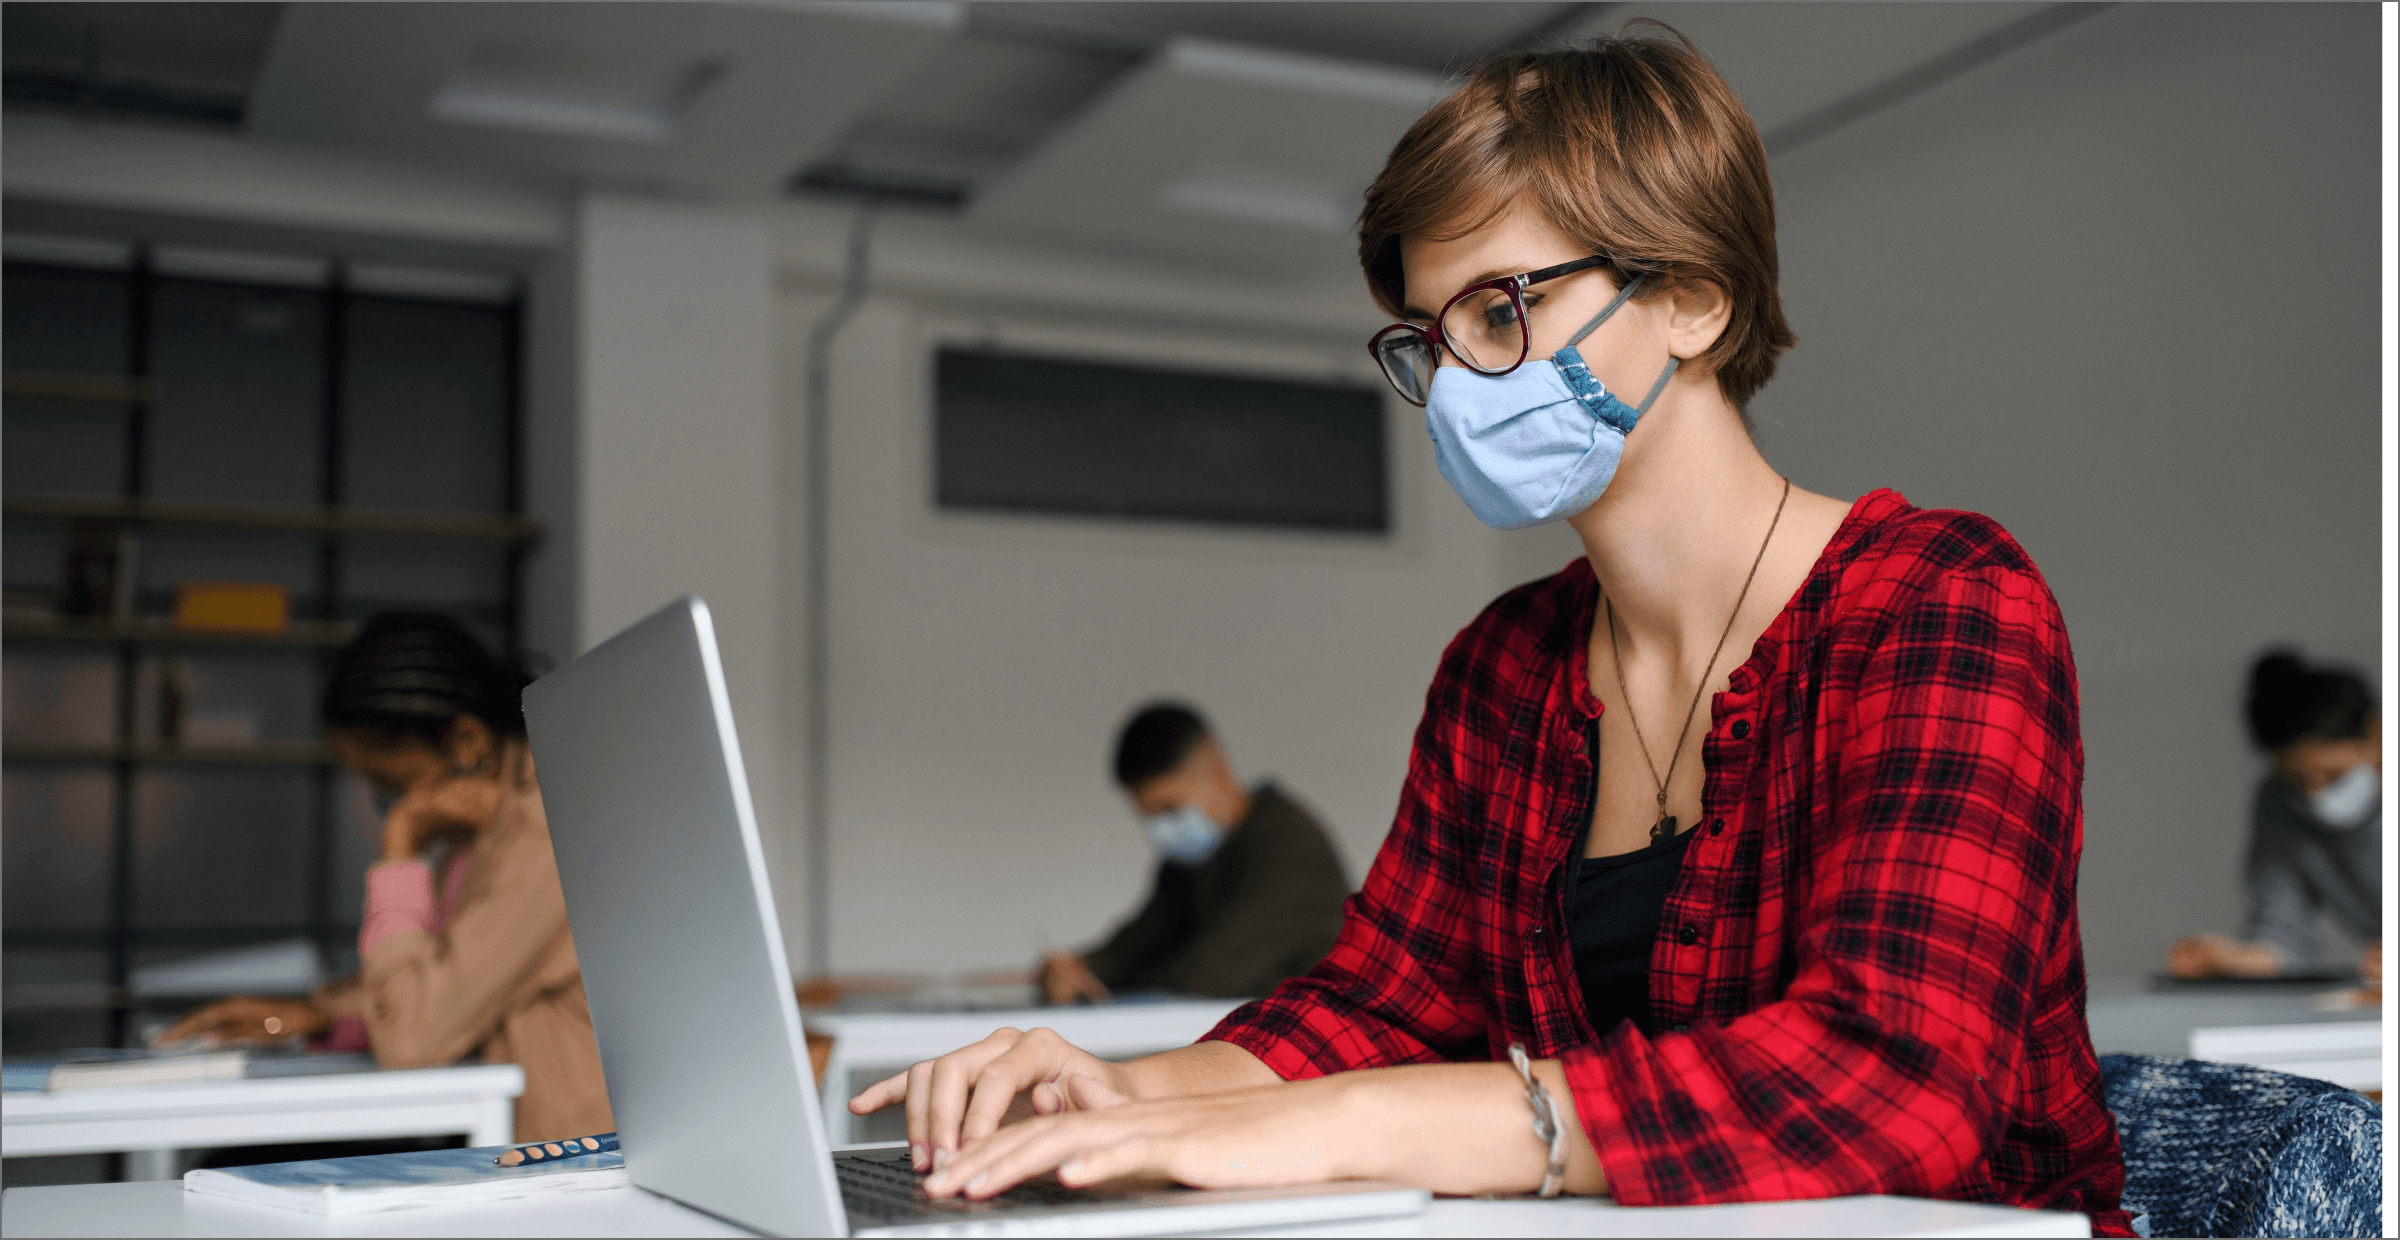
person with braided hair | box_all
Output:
[157,613,612,1142]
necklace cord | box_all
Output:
[1606,476,1793,835]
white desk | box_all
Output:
[2084,974,2381,1090]
[810,1000,1247,1145]
[1,1064,523,1182]
[0,1180,2090,1238]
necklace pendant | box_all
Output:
[1651,815,1677,844]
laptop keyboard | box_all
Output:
[836,1149,1087,1225]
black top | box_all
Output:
[1081,783,1350,998]
[1567,825,1694,1039]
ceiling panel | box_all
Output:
[983,2,1585,74]
[972,37,1448,279]
[1570,2,2054,139]
[245,1,960,198]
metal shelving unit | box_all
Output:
[2,741,336,765]
[2,246,536,1046]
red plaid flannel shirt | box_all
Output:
[1206,489,2131,1232]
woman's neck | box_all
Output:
[1566,377,1800,663]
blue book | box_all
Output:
[183,1144,628,1216]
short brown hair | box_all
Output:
[1359,23,1795,409]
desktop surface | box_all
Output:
[2,1179,2090,1238]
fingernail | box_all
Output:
[933,1148,954,1172]
[1061,1160,1085,1182]
[967,1173,989,1195]
[909,1142,926,1171]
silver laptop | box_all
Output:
[523,596,1428,1237]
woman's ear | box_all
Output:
[446,715,497,775]
[1662,279,1732,360]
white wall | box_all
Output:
[576,194,800,943]
[1750,2,2382,976]
[788,293,1511,975]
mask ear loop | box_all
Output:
[1634,357,1681,415]
[1563,275,1644,349]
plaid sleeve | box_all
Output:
[1202,631,1497,1077]
[1568,562,2090,1203]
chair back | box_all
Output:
[2101,1052,2381,1238]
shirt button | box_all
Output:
[1729,720,1751,740]
[1677,925,1701,946]
[1710,818,1725,835]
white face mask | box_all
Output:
[1144,805,1225,866]
[2309,763,2380,830]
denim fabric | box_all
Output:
[2101,1053,2381,1238]
[1549,346,1642,435]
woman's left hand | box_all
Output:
[153,996,331,1049]
[379,773,505,863]
[923,1074,1353,1200]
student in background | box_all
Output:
[2168,650,2382,983]
[1038,703,1347,1004]
[158,614,611,1142]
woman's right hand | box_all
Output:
[379,772,505,863]
[848,1026,1136,1172]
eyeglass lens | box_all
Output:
[1373,330,1435,405]
[1439,285,1529,375]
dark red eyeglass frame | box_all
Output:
[1367,255,1616,404]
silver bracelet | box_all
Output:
[1507,1042,1566,1197]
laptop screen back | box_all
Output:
[524,596,846,1236]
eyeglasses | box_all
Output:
[1367,255,1617,407]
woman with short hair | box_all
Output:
[160,613,612,1142]
[854,26,2129,1233]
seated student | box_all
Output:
[852,25,2130,1234]
[159,614,611,1142]
[1038,704,1348,1004]
[2168,650,2382,983]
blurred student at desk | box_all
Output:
[158,614,612,1142]
[1038,703,1348,1004]
[2170,650,2382,984]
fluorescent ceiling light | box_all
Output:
[430,50,726,144]
[431,84,680,142]
[746,0,963,32]
[1164,179,1354,234]
[1168,38,1448,111]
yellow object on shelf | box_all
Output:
[173,581,291,634]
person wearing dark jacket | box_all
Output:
[2168,649,2382,982]
[1039,703,1348,1002]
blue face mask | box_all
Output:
[1425,275,1680,530]
[1145,805,1226,867]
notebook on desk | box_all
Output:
[184,1145,627,1216]
[524,596,1428,1238]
